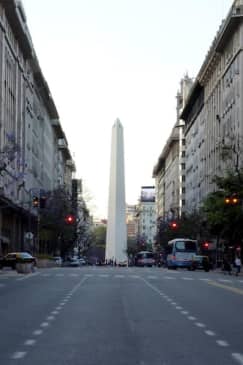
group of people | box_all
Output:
[222,255,242,276]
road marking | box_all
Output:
[199,278,211,281]
[47,316,55,321]
[195,322,206,328]
[24,339,36,346]
[99,274,109,277]
[130,275,140,279]
[147,275,157,279]
[182,277,194,280]
[188,316,196,320]
[16,272,40,281]
[69,273,79,277]
[205,330,216,336]
[11,351,27,359]
[42,274,51,277]
[33,330,43,336]
[207,281,243,295]
[175,306,183,310]
[218,279,232,283]
[232,353,243,365]
[40,322,49,328]
[114,274,124,278]
[239,280,243,284]
[181,311,189,315]
[51,310,59,314]
[84,274,94,277]
[163,276,175,280]
[216,340,229,347]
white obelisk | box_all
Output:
[105,119,127,263]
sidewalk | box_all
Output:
[213,267,243,277]
[0,268,20,277]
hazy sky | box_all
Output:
[22,0,233,218]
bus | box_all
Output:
[135,251,156,267]
[166,238,198,269]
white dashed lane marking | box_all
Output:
[216,340,229,347]
[11,351,27,359]
[24,339,36,346]
[205,330,216,336]
[232,353,243,365]
[195,322,206,328]
[33,330,43,336]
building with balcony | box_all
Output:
[0,1,75,254]
[153,75,193,222]
[181,0,243,212]
[136,187,156,250]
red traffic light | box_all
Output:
[65,215,75,224]
[170,221,178,229]
[203,242,209,249]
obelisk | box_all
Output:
[105,119,127,264]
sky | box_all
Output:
[22,0,233,219]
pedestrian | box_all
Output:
[234,256,242,276]
[222,257,232,275]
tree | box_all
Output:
[39,187,76,256]
[93,225,106,248]
[202,170,243,246]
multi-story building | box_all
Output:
[153,75,193,221]
[126,204,138,242]
[181,0,243,212]
[136,186,156,250]
[0,1,75,254]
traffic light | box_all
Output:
[32,196,39,207]
[224,196,240,205]
[65,214,75,224]
[203,242,209,249]
[170,221,178,230]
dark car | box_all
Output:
[191,255,210,272]
[0,252,36,270]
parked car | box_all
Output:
[63,257,80,267]
[190,255,210,272]
[51,256,62,265]
[79,257,87,265]
[0,252,36,270]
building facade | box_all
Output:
[153,75,193,221]
[0,1,75,254]
[136,186,156,250]
[181,0,243,212]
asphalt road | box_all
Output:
[0,266,243,365]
